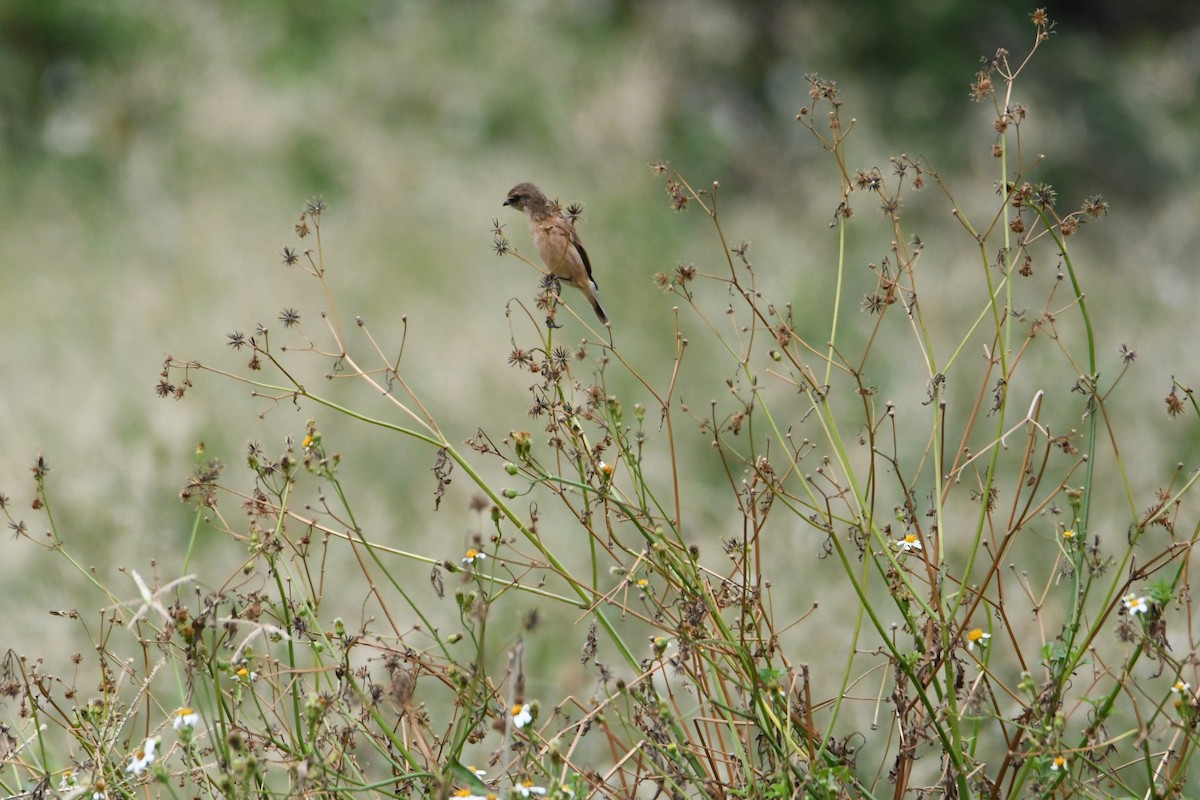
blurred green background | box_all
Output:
[3,0,1199,725]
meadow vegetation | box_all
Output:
[4,9,1200,800]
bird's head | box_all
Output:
[503,182,547,212]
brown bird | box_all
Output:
[503,182,609,325]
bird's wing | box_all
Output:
[537,217,589,284]
[563,218,596,287]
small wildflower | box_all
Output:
[281,246,299,266]
[462,548,486,567]
[515,781,548,798]
[969,69,994,102]
[666,179,689,212]
[1118,344,1136,364]
[854,168,883,192]
[1172,680,1194,713]
[1049,754,1067,772]
[511,703,533,729]
[125,736,159,776]
[507,347,533,368]
[966,628,991,651]
[452,790,489,800]
[673,262,697,284]
[1122,594,1149,617]
[806,74,838,102]
[1032,182,1057,210]
[59,770,79,790]
[235,665,258,682]
[1166,388,1185,418]
[512,431,533,462]
[597,461,615,483]
[279,308,301,328]
[1081,194,1109,218]
[172,707,200,731]
[894,533,923,552]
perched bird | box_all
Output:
[503,182,609,325]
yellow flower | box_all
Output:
[125,737,159,776]
[172,706,200,730]
[966,628,991,651]
[511,703,533,729]
[1122,594,1149,617]
[452,790,493,800]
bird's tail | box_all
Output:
[592,298,609,326]
[586,283,609,326]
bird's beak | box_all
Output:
[502,197,515,207]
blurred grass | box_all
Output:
[2,0,1199,681]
